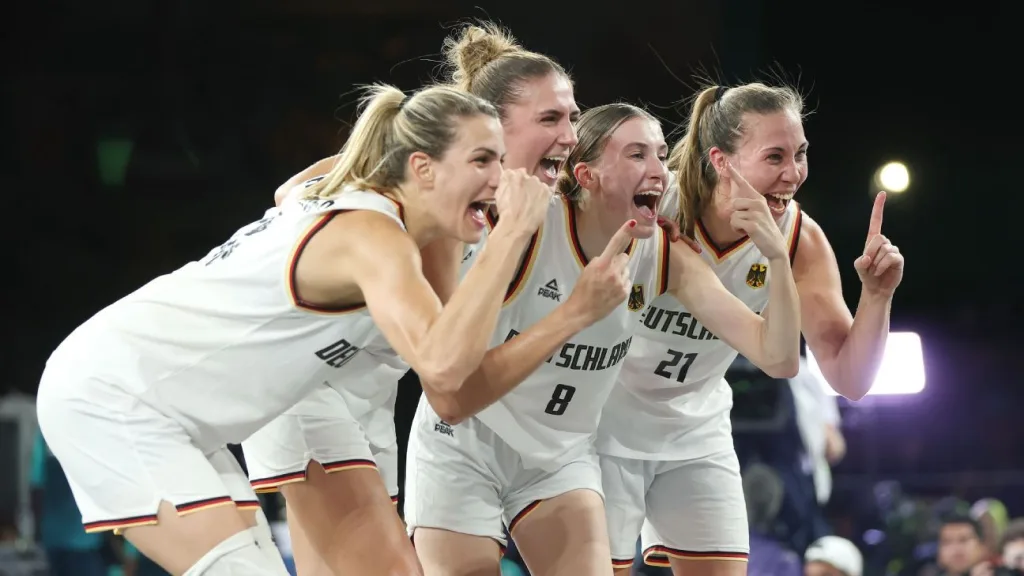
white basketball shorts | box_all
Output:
[601,449,749,569]
[36,359,259,533]
[241,383,399,500]
[403,398,602,549]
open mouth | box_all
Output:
[632,189,661,221]
[467,199,495,226]
[538,156,567,183]
[764,192,793,215]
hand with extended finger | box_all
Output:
[566,220,642,325]
[723,163,788,261]
[854,192,904,296]
[494,168,553,238]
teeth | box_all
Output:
[543,156,566,164]
[767,192,794,200]
[634,189,662,196]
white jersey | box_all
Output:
[47,187,407,451]
[331,332,408,450]
[596,191,802,461]
[452,197,669,470]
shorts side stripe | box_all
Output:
[643,544,748,566]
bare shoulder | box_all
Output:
[293,208,418,307]
[315,209,417,264]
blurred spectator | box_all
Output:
[29,427,107,576]
[790,357,846,507]
[744,463,802,576]
[804,535,863,576]
[969,519,1024,576]
[971,499,1010,559]
[936,514,987,575]
[1000,519,1024,571]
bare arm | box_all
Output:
[414,232,587,422]
[424,219,639,423]
[274,155,340,206]
[418,236,465,304]
[307,211,531,417]
[667,240,801,378]
[793,216,891,400]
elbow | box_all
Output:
[839,385,869,402]
[420,387,467,425]
[764,356,800,379]
[418,367,472,425]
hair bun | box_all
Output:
[444,23,521,89]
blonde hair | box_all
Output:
[556,103,659,206]
[442,21,569,117]
[306,83,498,200]
[668,83,804,238]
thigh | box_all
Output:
[406,407,505,576]
[281,463,419,576]
[598,454,648,570]
[508,454,611,576]
[243,384,376,493]
[642,451,748,574]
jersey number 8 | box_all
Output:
[544,384,576,416]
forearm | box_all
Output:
[417,225,530,388]
[832,290,891,399]
[275,155,339,205]
[431,304,588,423]
[758,256,802,376]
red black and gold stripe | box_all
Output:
[787,202,803,264]
[83,496,236,535]
[285,195,406,314]
[643,545,748,567]
[563,199,636,269]
[234,499,262,512]
[612,557,635,569]
[695,218,749,263]
[656,227,671,296]
[481,209,543,305]
[506,499,542,535]
[250,458,379,493]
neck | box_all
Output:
[573,199,617,262]
[389,185,442,248]
[699,186,746,247]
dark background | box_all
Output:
[3,0,1019,512]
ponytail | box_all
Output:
[307,85,405,200]
[668,86,721,239]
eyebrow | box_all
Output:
[764,142,810,153]
[625,141,669,151]
[538,108,581,121]
[471,147,500,158]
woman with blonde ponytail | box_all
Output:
[598,82,905,576]
[36,82,559,576]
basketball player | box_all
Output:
[237,168,410,576]
[34,83,557,576]
[598,83,905,576]
[404,27,803,574]
[239,82,651,574]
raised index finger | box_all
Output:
[867,191,886,238]
[601,219,638,260]
[727,163,759,200]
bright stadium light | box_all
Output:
[873,161,910,194]
[808,332,926,396]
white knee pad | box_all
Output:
[183,530,291,576]
[250,507,290,571]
